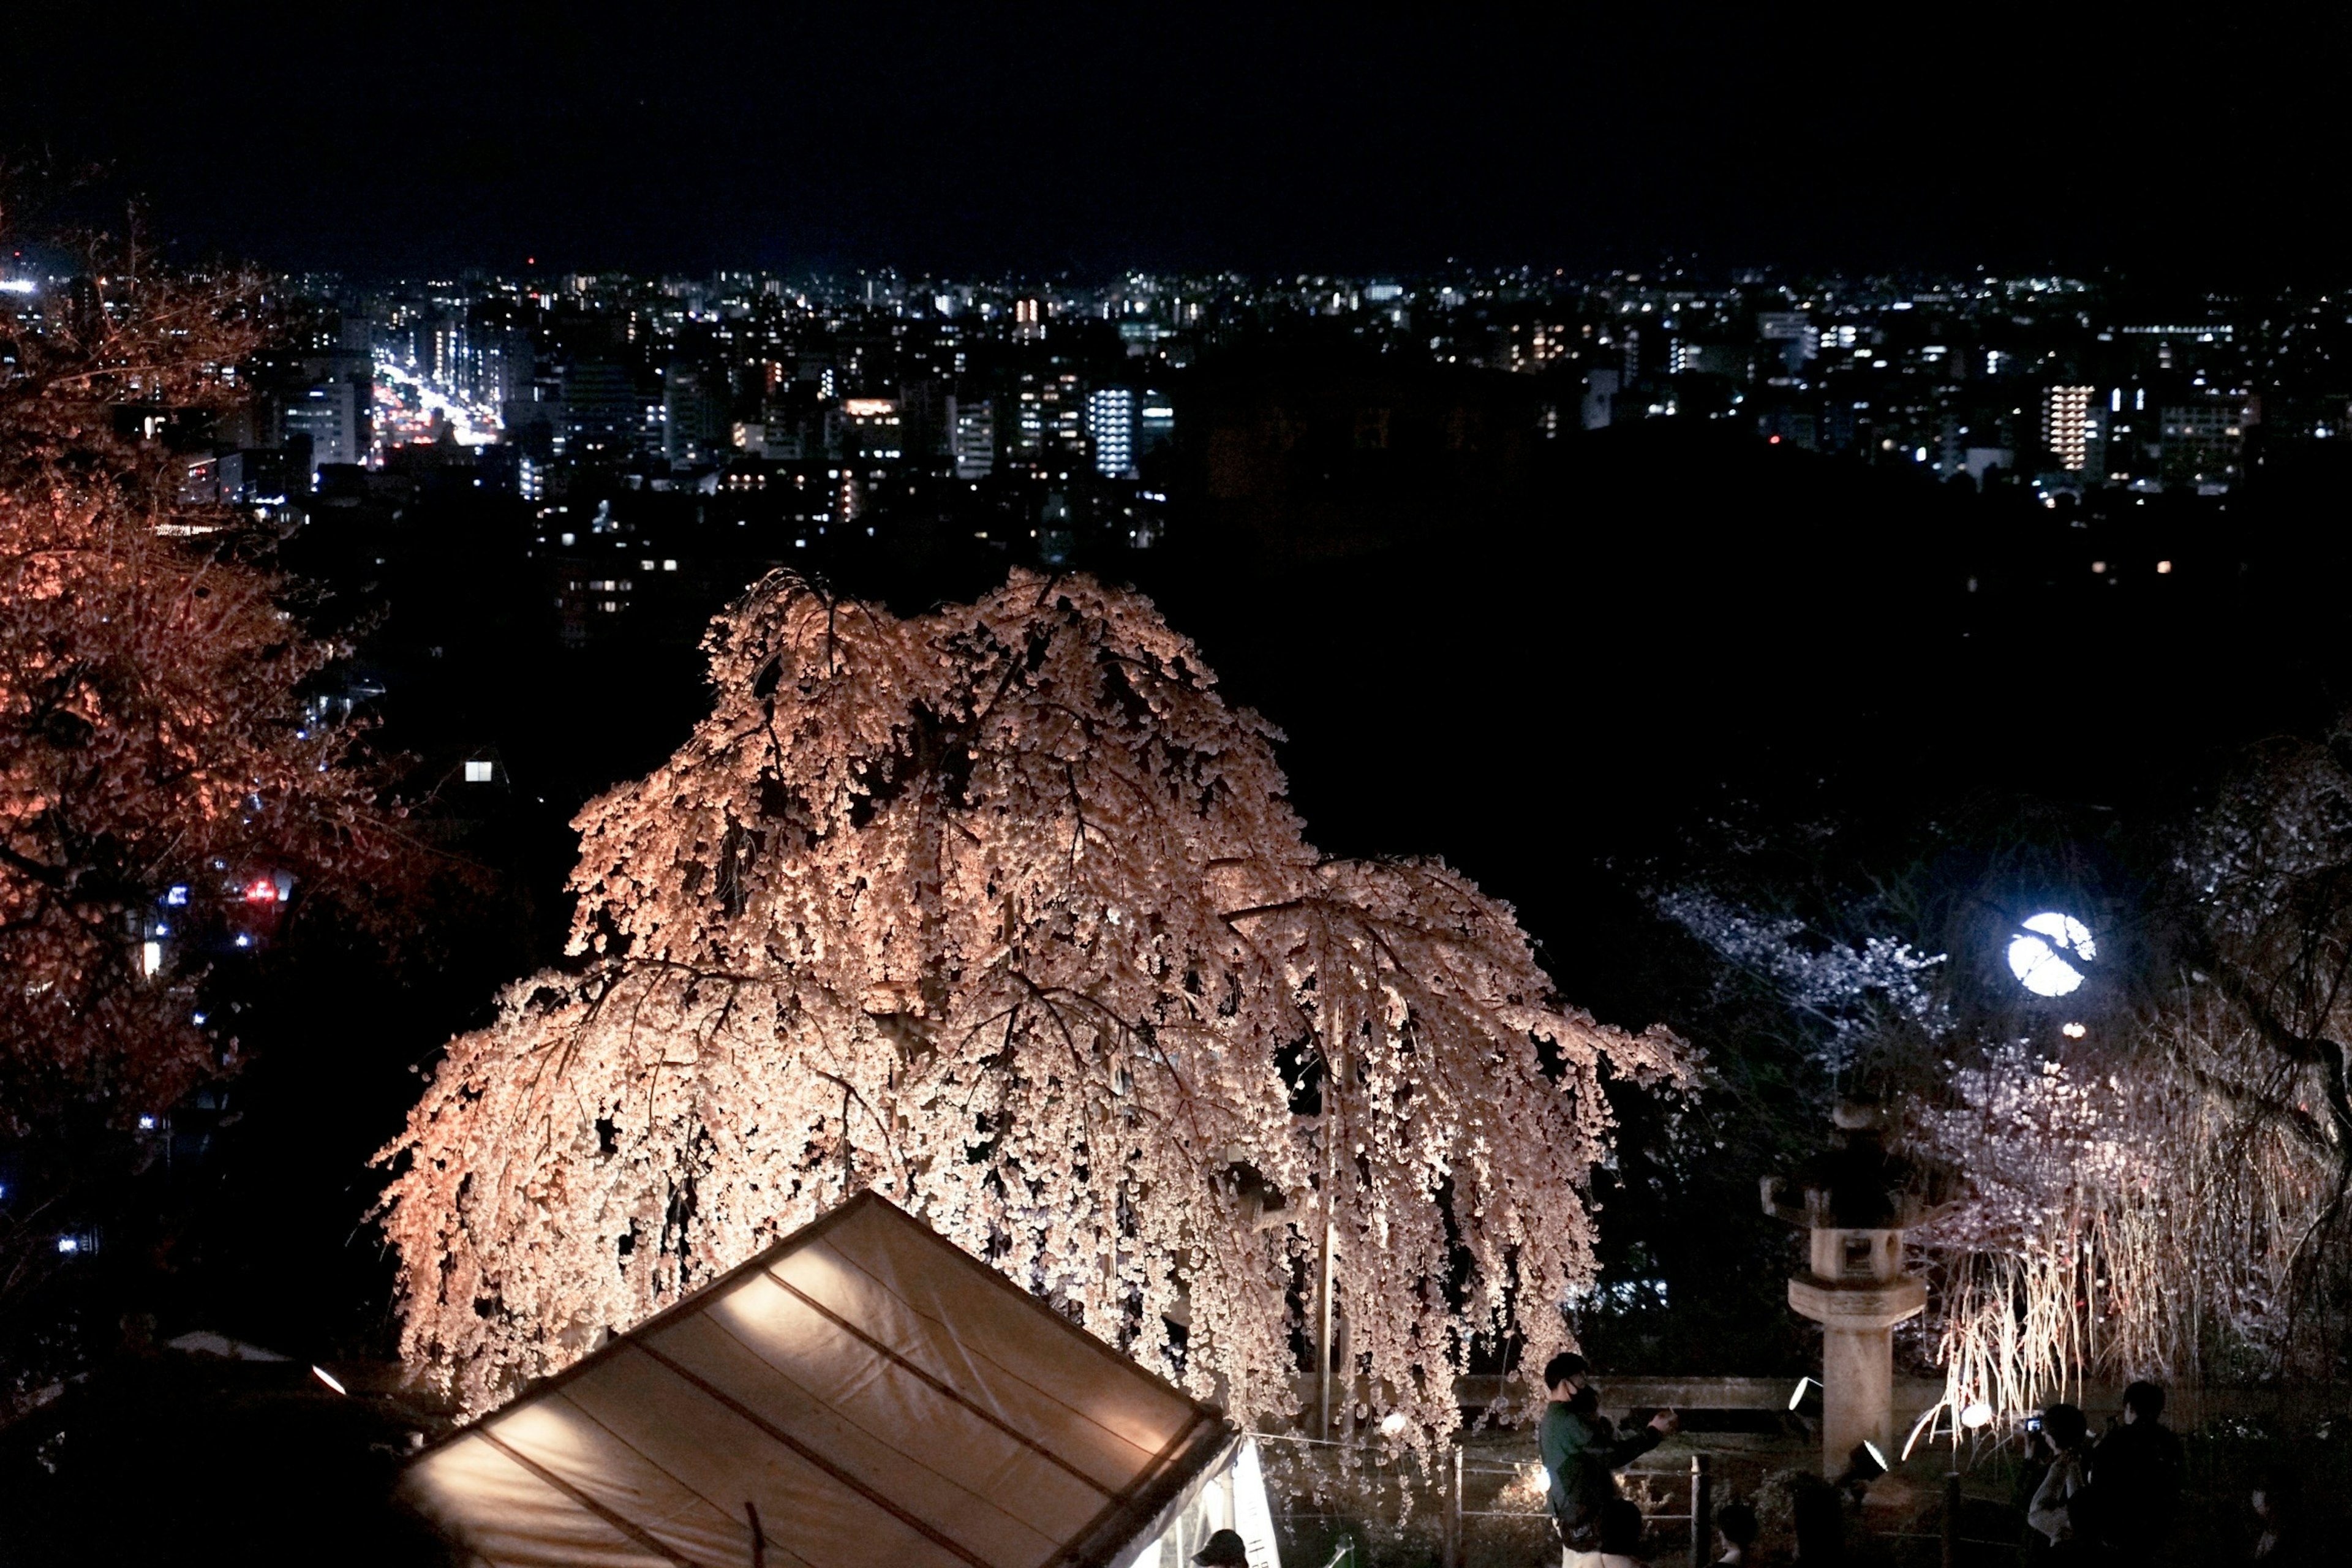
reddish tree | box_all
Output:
[0,202,402,1340]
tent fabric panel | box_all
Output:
[685,1268,1113,1537]
[787,1207,1195,1464]
[480,1395,755,1566]
[551,1335,993,1568]
[401,1432,693,1568]
[641,1307,1068,1568]
[767,1240,1161,1493]
[401,1195,1243,1568]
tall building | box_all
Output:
[842,398,904,464]
[560,360,638,459]
[663,363,729,467]
[282,379,361,475]
[952,397,996,479]
[2040,385,2097,472]
[1086,386,1135,478]
[1137,393,1175,459]
[2160,397,2248,491]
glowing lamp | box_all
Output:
[1960,1401,1994,1430]
[2007,913,2094,997]
[1378,1411,1408,1436]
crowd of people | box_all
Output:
[1521,1355,2318,1568]
[2015,1382,2308,1566]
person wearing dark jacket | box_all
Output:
[1540,1352,1678,1562]
[2089,1382,2183,1562]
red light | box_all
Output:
[246,878,277,903]
[1768,434,1782,444]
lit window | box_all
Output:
[464,760,495,783]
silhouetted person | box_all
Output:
[1542,1352,1677,1564]
[1597,1497,1651,1568]
[2027,1405,2092,1551]
[2090,1381,2182,1561]
[1714,1501,1759,1567]
[1793,1481,1845,1566]
[1193,1528,1250,1566]
[2064,1485,2109,1567]
[2250,1466,2306,1566]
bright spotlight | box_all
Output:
[1961,1401,1994,1430]
[1789,1376,1817,1411]
[2008,912,2095,997]
[1379,1411,1408,1436]
[312,1365,349,1396]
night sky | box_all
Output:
[6,4,2347,279]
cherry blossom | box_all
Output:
[382,570,1694,1436]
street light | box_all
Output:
[2007,912,2094,997]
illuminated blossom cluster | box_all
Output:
[1904,1019,2331,1415]
[382,571,1693,1433]
[1655,888,1945,1074]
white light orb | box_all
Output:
[2007,911,2095,997]
[1961,1401,1994,1430]
[1379,1411,1408,1437]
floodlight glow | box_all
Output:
[1379,1411,1408,1436]
[2007,912,2095,997]
[1789,1375,1816,1410]
[1961,1401,1994,1429]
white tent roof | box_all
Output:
[401,1191,1236,1568]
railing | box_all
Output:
[1265,1433,2032,1568]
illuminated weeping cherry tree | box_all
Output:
[382,570,1692,1434]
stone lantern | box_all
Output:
[1762,1102,1928,1475]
